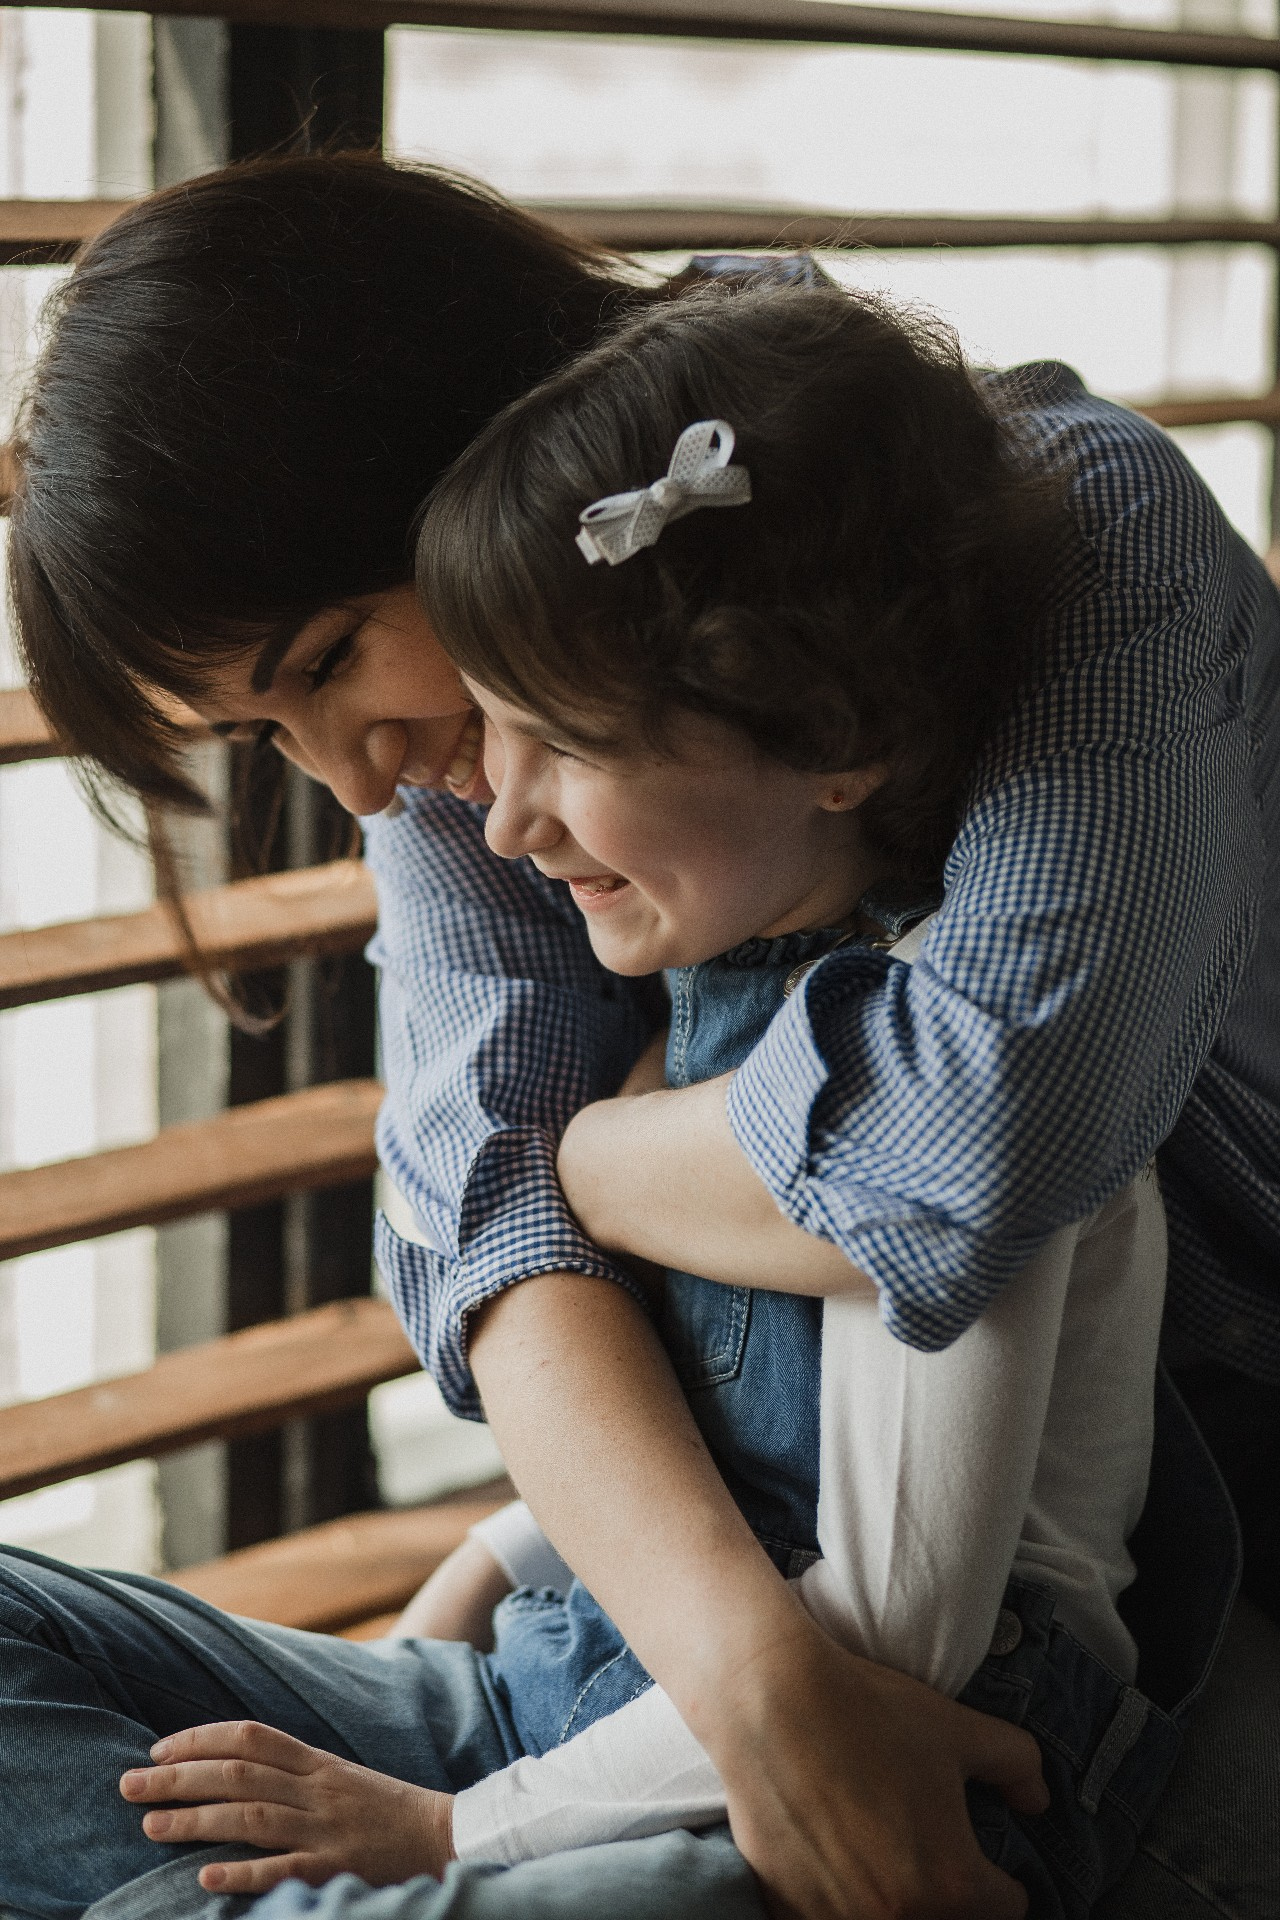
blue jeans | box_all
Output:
[80,1597,1280,1920]
[0,1542,761,1920]
[0,1533,1275,1920]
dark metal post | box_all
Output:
[228,27,385,155]
[223,25,385,1547]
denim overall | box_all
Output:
[485,922,1242,1920]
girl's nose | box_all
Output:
[483,737,561,862]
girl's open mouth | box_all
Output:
[568,874,630,910]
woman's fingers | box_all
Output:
[957,1705,1049,1817]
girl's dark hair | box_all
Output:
[7,151,638,821]
[417,284,1070,887]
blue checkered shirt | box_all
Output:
[367,361,1280,1419]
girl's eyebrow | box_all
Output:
[508,714,618,754]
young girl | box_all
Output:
[116,284,1238,1920]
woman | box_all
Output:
[7,152,1277,1920]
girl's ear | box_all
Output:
[815,764,890,813]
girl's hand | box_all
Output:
[120,1722,455,1896]
[392,1535,514,1648]
[707,1614,1047,1920]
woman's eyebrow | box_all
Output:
[250,627,302,694]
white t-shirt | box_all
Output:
[398,920,1168,1863]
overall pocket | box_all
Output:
[661,1269,751,1390]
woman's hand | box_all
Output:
[121,1722,455,1896]
[393,1535,514,1648]
[706,1609,1047,1920]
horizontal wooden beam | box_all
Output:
[21,0,1280,73]
[0,686,208,766]
[0,1298,417,1502]
[0,197,130,265]
[0,860,378,1011]
[6,197,1280,269]
[544,203,1280,254]
[0,689,64,765]
[1136,387,1280,430]
[0,1077,381,1262]
[173,1483,516,1632]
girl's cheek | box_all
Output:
[480,722,506,797]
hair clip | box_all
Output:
[576,419,751,567]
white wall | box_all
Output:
[0,9,159,1572]
[387,0,1279,548]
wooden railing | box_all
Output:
[32,0,1280,71]
[1,0,1274,1634]
[1,200,1274,433]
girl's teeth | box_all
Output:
[578,877,624,894]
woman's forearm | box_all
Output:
[466,1271,809,1741]
[557,1077,876,1297]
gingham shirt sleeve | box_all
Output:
[728,371,1262,1353]
[364,788,658,1417]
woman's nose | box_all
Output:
[289,719,407,817]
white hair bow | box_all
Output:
[575,419,752,567]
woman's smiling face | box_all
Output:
[469,681,882,975]
[188,586,487,816]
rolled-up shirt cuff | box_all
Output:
[375,1128,649,1421]
[724,968,832,1222]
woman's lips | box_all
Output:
[444,711,484,793]
[393,710,493,805]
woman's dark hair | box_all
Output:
[417,284,1070,887]
[7,151,638,821]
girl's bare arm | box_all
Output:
[556,1074,870,1296]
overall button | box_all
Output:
[989,1608,1023,1657]
[783,963,812,997]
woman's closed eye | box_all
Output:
[303,629,357,692]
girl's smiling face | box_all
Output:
[470,681,885,974]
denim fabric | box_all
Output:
[80,1820,767,1920]
[0,1549,519,1920]
[80,1595,1280,1920]
[1094,1596,1280,1920]
[662,937,833,1570]
[80,1828,764,1920]
[486,930,838,1757]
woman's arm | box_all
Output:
[364,784,661,1415]
[452,1219,1103,1869]
[557,1073,869,1295]
[466,1273,1045,1920]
